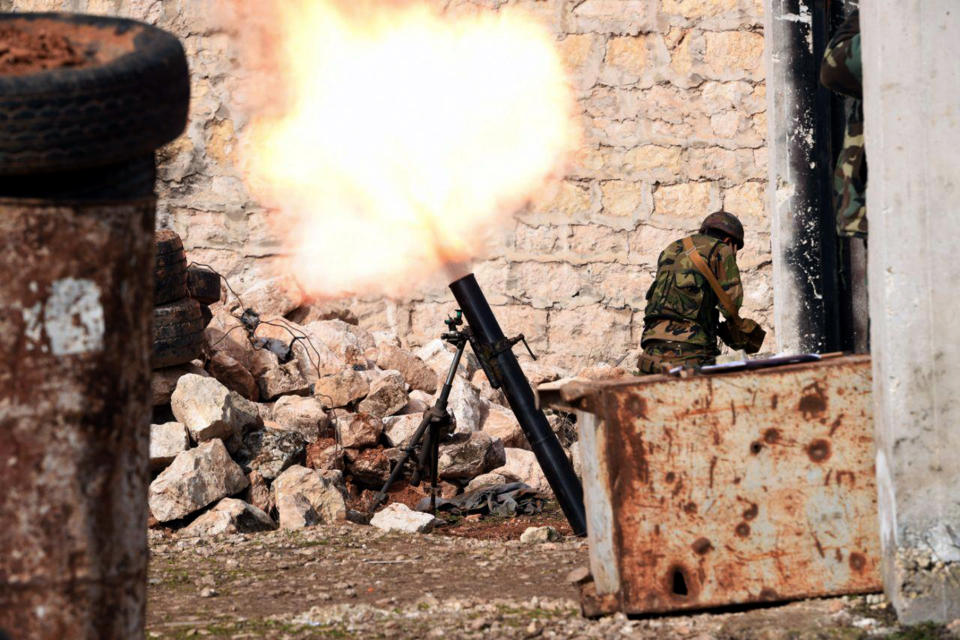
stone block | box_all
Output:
[149,422,190,472]
[724,181,766,221]
[271,395,330,443]
[148,440,249,522]
[273,465,347,529]
[236,428,306,480]
[370,503,440,534]
[376,343,438,393]
[599,180,653,228]
[358,370,409,418]
[704,30,764,80]
[569,0,659,35]
[335,412,383,449]
[181,498,276,537]
[313,369,370,409]
[171,374,263,445]
[438,432,505,480]
[653,181,722,220]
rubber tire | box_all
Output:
[0,13,189,174]
[0,153,156,200]
[155,230,187,305]
[153,297,205,370]
[186,266,222,305]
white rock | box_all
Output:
[446,376,487,434]
[464,470,521,493]
[313,369,369,409]
[371,331,401,348]
[569,441,583,480]
[272,395,330,443]
[272,465,347,529]
[495,448,550,494]
[376,343,438,393]
[249,349,313,400]
[171,374,263,445]
[438,431,505,480]
[520,526,559,544]
[383,413,424,448]
[358,370,409,417]
[152,363,208,406]
[150,422,190,471]
[481,405,527,449]
[370,503,440,534]
[335,412,382,449]
[416,339,479,380]
[236,428,306,480]
[399,389,432,415]
[148,440,249,522]
[181,498,277,537]
[304,319,376,367]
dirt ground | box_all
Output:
[147,509,958,640]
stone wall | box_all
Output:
[6,0,773,370]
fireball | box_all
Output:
[240,0,579,298]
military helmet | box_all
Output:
[700,211,744,250]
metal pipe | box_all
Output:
[449,273,587,536]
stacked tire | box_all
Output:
[153,230,221,369]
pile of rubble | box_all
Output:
[149,285,583,537]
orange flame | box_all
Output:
[239,0,579,298]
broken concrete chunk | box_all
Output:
[357,370,409,418]
[272,395,330,443]
[181,498,277,537]
[150,422,190,472]
[206,351,259,401]
[152,362,208,406]
[481,404,527,449]
[171,374,263,445]
[520,526,559,544]
[376,343,438,394]
[335,412,383,449]
[236,428,306,480]
[313,369,370,409]
[370,502,440,534]
[148,439,249,522]
[438,431,504,481]
[273,465,347,529]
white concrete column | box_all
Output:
[862,1,960,624]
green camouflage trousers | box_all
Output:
[638,340,717,375]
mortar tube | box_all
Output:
[449,273,587,536]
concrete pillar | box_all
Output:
[763,1,834,353]
[862,2,960,624]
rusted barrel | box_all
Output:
[0,14,189,639]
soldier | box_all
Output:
[639,211,764,374]
[820,9,865,238]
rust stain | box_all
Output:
[750,441,763,455]
[807,438,832,463]
[730,400,737,425]
[708,456,717,489]
[692,537,713,555]
[771,394,779,409]
[849,552,866,572]
[735,523,751,538]
[836,470,855,487]
[798,381,828,418]
[671,478,685,497]
[683,502,697,514]
[757,588,780,602]
[763,428,781,444]
[627,395,647,420]
[741,502,758,521]
[824,469,833,485]
[665,563,699,600]
[829,414,845,436]
[665,471,676,483]
[813,533,825,558]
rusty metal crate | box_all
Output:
[540,355,882,616]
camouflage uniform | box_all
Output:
[820,10,866,238]
[639,233,744,373]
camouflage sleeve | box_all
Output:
[710,242,743,322]
[820,10,862,98]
